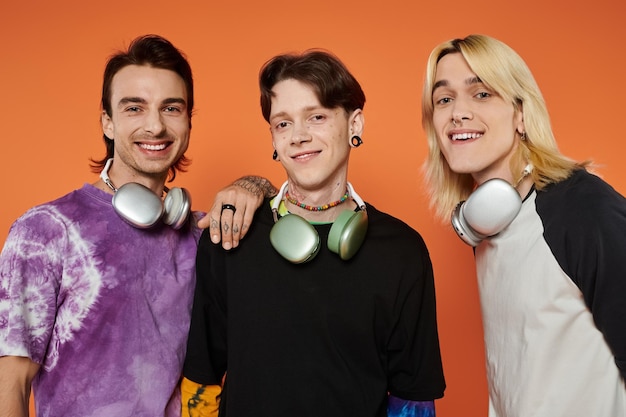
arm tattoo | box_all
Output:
[233,176,278,198]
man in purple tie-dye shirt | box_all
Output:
[0,34,274,417]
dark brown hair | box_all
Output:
[91,34,194,181]
[259,49,365,122]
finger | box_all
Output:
[229,206,243,249]
[196,212,211,229]
[207,201,223,244]
[230,193,261,246]
[223,196,247,249]
[238,200,256,241]
[219,205,236,250]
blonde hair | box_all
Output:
[421,34,586,220]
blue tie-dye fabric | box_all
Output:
[387,395,435,417]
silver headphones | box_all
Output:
[100,158,191,229]
[451,165,532,246]
[270,181,368,263]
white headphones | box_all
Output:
[270,181,368,263]
[100,158,191,229]
[451,165,532,246]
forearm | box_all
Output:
[0,356,39,417]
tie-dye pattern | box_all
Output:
[0,184,201,417]
[387,396,435,417]
[0,205,102,370]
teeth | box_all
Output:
[140,143,167,150]
[451,132,483,141]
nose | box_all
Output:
[291,121,312,144]
[144,110,166,136]
[451,99,473,126]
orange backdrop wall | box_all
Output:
[2,1,625,416]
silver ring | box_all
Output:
[221,204,236,213]
[452,119,458,127]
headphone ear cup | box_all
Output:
[270,214,321,263]
[451,202,485,247]
[112,183,164,228]
[327,210,368,260]
[451,178,522,246]
[163,187,191,229]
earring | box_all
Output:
[272,150,278,160]
[350,136,363,148]
[520,132,527,140]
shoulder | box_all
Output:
[539,169,623,205]
[366,203,423,235]
[536,169,626,286]
[364,203,429,252]
[537,169,626,226]
[3,185,114,252]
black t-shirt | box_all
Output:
[184,200,445,417]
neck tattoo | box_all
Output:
[285,189,349,211]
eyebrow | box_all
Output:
[270,105,324,121]
[432,76,483,94]
[117,97,187,108]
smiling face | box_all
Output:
[432,53,524,185]
[101,64,190,188]
[269,78,363,196]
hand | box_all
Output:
[198,176,277,250]
[196,186,258,250]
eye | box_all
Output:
[309,114,326,123]
[475,91,491,99]
[434,96,452,106]
[272,121,290,131]
[163,106,182,113]
[125,106,142,113]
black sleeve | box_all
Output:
[183,230,228,385]
[386,229,446,400]
[540,171,626,379]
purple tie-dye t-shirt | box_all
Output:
[0,184,202,417]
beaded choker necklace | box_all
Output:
[285,189,349,211]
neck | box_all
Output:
[282,181,352,222]
[287,199,357,223]
[97,158,167,196]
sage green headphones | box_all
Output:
[270,181,368,263]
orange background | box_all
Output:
[2,1,625,416]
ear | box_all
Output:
[349,109,364,137]
[514,105,525,136]
[102,111,115,140]
[271,139,279,162]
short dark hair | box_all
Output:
[91,34,194,181]
[259,49,365,122]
